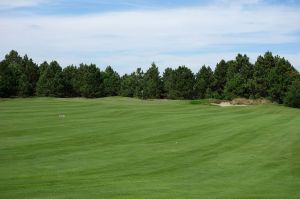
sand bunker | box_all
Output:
[210,98,271,107]
[211,102,248,107]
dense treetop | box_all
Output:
[0,50,299,108]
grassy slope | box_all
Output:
[0,97,299,199]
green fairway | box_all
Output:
[0,97,299,198]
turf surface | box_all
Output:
[0,97,299,198]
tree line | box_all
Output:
[0,50,299,107]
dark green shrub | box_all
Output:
[284,80,300,108]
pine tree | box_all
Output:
[143,63,162,99]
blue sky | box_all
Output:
[0,0,300,73]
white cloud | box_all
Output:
[0,0,47,8]
[0,2,300,73]
[215,0,263,5]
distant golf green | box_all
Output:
[0,97,299,198]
